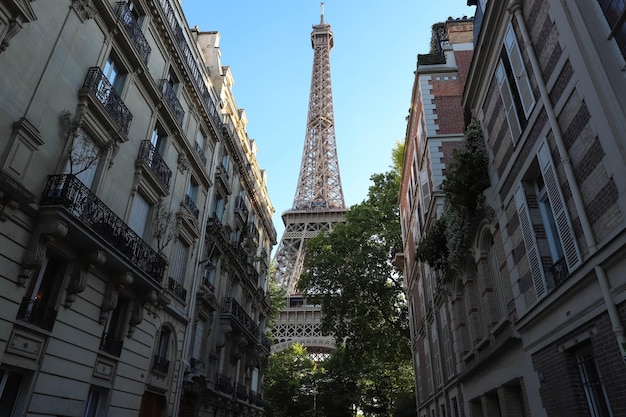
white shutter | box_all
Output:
[128,193,150,237]
[505,25,535,117]
[537,142,581,270]
[171,240,189,283]
[515,185,547,299]
[496,61,522,142]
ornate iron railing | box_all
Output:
[222,297,258,337]
[40,175,167,283]
[168,276,187,301]
[184,194,199,219]
[137,140,172,189]
[216,373,234,395]
[193,141,207,166]
[249,391,263,407]
[160,79,185,127]
[99,332,124,357]
[82,67,132,134]
[152,355,170,373]
[550,257,569,287]
[16,297,57,331]
[115,2,151,64]
[234,196,249,221]
[236,383,249,401]
[155,0,223,137]
[247,222,259,242]
[259,331,272,351]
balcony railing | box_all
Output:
[168,276,187,301]
[236,383,249,401]
[155,0,223,137]
[222,297,258,337]
[216,373,234,395]
[249,391,263,407]
[16,297,57,331]
[137,140,172,190]
[550,257,569,287]
[82,67,132,135]
[247,222,259,242]
[152,355,170,374]
[99,332,124,357]
[259,331,272,352]
[193,141,207,166]
[160,79,185,127]
[184,194,199,219]
[115,2,151,65]
[40,175,167,283]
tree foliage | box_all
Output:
[264,344,317,417]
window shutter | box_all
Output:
[171,240,189,283]
[128,193,150,237]
[496,62,522,142]
[505,26,535,116]
[537,142,581,271]
[515,185,547,299]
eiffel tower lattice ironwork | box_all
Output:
[271,5,346,359]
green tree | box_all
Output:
[264,344,317,417]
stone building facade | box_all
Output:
[400,1,626,417]
[0,1,275,416]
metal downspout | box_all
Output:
[508,0,626,362]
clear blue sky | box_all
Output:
[180,1,476,246]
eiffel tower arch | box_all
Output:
[271,5,345,361]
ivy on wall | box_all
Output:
[416,119,490,277]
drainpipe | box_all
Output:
[508,0,626,362]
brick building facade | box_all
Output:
[400,1,626,416]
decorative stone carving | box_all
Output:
[177,152,190,173]
[127,299,144,337]
[64,250,106,308]
[71,0,97,22]
[99,272,133,324]
[215,323,232,348]
[18,219,68,286]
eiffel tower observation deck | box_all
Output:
[271,4,346,360]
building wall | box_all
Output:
[0,0,275,416]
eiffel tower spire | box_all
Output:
[271,6,346,359]
[292,2,345,211]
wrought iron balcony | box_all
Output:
[184,194,199,219]
[115,2,151,65]
[16,297,58,331]
[234,196,249,222]
[194,141,207,166]
[246,222,259,243]
[40,175,167,284]
[258,331,272,352]
[168,276,187,301]
[160,79,185,127]
[82,67,133,135]
[550,257,569,287]
[137,140,172,190]
[99,332,124,357]
[249,391,263,407]
[155,0,223,137]
[216,373,234,395]
[222,297,258,338]
[152,355,170,374]
[236,383,249,401]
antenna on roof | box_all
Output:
[321,2,325,24]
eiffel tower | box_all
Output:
[271,4,346,360]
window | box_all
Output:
[515,141,581,298]
[163,69,179,95]
[0,368,27,416]
[128,192,151,238]
[214,194,226,221]
[576,344,613,417]
[65,129,101,188]
[596,0,626,60]
[82,386,108,417]
[17,254,67,331]
[496,25,535,143]
[221,153,230,171]
[187,178,199,203]
[170,240,189,286]
[191,318,207,361]
[103,54,126,94]
[150,125,167,156]
[153,327,171,374]
[100,296,130,357]
[203,253,219,290]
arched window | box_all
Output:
[153,326,174,374]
